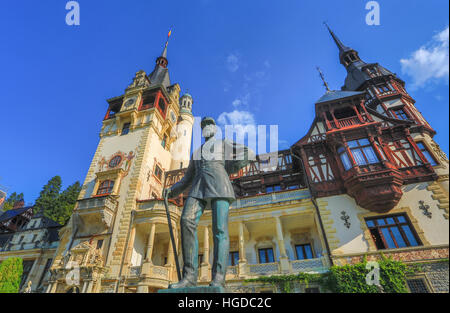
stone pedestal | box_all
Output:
[158,286,225,293]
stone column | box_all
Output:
[140,222,156,291]
[50,281,58,293]
[203,226,210,265]
[81,280,88,293]
[238,221,248,277]
[124,226,137,275]
[166,225,178,280]
[86,280,94,293]
[274,216,290,272]
[45,282,53,293]
[112,177,122,195]
[145,223,156,262]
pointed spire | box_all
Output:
[148,29,173,88]
[160,28,171,59]
[155,29,172,68]
[323,22,351,54]
[316,67,331,92]
[161,41,168,59]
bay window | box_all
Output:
[416,142,438,166]
[348,139,379,166]
[338,138,379,171]
[338,146,352,170]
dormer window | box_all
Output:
[140,93,155,111]
[367,67,378,76]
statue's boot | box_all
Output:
[209,273,225,288]
[168,276,197,289]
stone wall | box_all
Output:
[418,261,449,293]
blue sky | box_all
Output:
[0,0,448,204]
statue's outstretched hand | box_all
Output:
[163,187,172,200]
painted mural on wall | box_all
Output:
[97,150,137,177]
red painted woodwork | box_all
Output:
[294,88,438,213]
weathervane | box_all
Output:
[316,66,331,92]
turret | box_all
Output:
[170,91,194,170]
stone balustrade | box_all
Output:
[231,189,311,209]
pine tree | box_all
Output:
[34,176,81,225]
[56,181,81,225]
[2,192,25,211]
[34,176,62,221]
[0,257,23,293]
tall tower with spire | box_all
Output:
[292,24,449,212]
[47,33,195,293]
[325,23,435,136]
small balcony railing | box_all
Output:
[290,257,327,273]
[329,116,364,129]
[248,262,280,276]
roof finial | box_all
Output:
[316,66,331,92]
[161,27,173,58]
[323,21,350,53]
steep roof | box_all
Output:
[343,62,396,91]
[148,66,171,88]
[316,90,365,104]
[0,206,33,223]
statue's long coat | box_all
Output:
[170,138,253,203]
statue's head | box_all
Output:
[201,117,217,139]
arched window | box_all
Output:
[97,180,114,195]
[109,155,122,168]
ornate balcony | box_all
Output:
[131,263,171,290]
[290,257,328,273]
[248,262,280,276]
[231,189,311,210]
[328,115,372,130]
[75,195,118,235]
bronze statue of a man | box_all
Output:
[163,117,254,289]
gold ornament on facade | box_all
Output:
[430,140,449,163]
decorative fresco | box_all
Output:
[97,150,137,177]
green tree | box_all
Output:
[34,176,62,221]
[2,192,25,211]
[34,176,81,225]
[55,181,81,225]
[0,257,23,293]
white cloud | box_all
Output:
[231,93,250,108]
[226,53,240,72]
[217,110,257,138]
[400,26,449,88]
